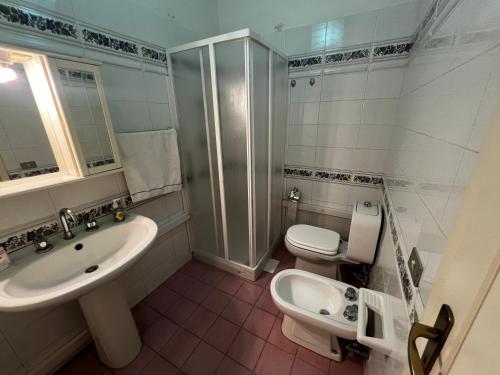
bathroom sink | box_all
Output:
[0,213,158,312]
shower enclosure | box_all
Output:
[168,30,288,278]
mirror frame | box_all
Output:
[47,58,122,175]
[0,44,122,198]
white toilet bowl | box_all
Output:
[270,269,358,361]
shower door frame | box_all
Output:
[168,29,288,277]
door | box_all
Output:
[413,101,500,374]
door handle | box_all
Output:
[408,304,454,375]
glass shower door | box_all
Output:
[170,48,223,257]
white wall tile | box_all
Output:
[318,100,363,124]
[284,22,326,55]
[363,99,398,125]
[365,68,405,99]
[321,71,368,101]
[311,181,351,205]
[288,102,304,125]
[357,125,394,149]
[302,102,320,125]
[354,149,389,173]
[315,147,355,170]
[316,125,358,148]
[286,146,315,166]
[287,125,318,146]
[0,339,23,375]
[289,77,322,103]
[325,11,377,49]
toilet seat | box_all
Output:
[286,225,340,255]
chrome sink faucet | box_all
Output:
[59,208,78,240]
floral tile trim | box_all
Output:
[0,3,77,39]
[86,158,115,168]
[315,170,351,183]
[324,48,369,64]
[141,46,167,64]
[8,165,59,180]
[288,55,323,69]
[285,166,382,187]
[82,28,138,55]
[284,167,314,178]
[396,243,414,306]
[352,174,383,186]
[373,42,413,58]
[58,68,95,82]
[0,194,136,253]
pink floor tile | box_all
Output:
[204,317,240,353]
[142,317,180,351]
[182,341,224,375]
[183,305,218,337]
[159,328,200,368]
[236,282,264,305]
[329,357,364,375]
[215,356,252,375]
[144,286,181,313]
[164,297,198,325]
[181,261,211,280]
[296,347,331,373]
[291,358,327,375]
[221,298,252,326]
[267,319,298,355]
[167,273,202,297]
[255,342,294,375]
[255,290,279,315]
[217,273,244,295]
[200,267,227,287]
[228,330,265,370]
[132,303,161,333]
[111,345,155,375]
[180,276,213,303]
[140,355,178,375]
[201,288,232,314]
[252,272,273,289]
[243,307,276,340]
[56,345,106,375]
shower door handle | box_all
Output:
[408,304,454,375]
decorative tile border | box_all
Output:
[86,157,115,168]
[7,165,60,180]
[0,1,168,69]
[141,46,167,64]
[82,28,138,55]
[0,3,77,39]
[284,165,382,188]
[289,38,415,71]
[0,194,136,253]
[288,55,323,69]
[381,180,417,311]
[373,41,413,59]
[324,48,369,65]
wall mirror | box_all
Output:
[0,45,121,196]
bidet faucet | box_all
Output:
[59,208,77,240]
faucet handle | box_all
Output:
[60,208,78,224]
[33,230,53,254]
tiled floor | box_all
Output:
[56,246,364,375]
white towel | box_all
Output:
[117,129,182,203]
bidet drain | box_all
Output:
[85,265,98,273]
[319,309,330,315]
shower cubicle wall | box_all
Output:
[168,30,288,277]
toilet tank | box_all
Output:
[346,201,382,264]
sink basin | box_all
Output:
[0,213,158,368]
[0,213,157,312]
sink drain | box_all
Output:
[319,309,330,315]
[85,265,98,273]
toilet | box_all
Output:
[270,269,358,361]
[285,201,382,279]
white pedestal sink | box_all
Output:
[0,214,158,368]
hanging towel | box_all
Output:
[117,129,182,203]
